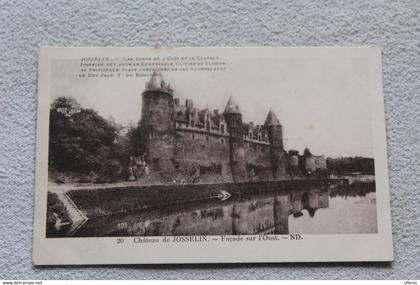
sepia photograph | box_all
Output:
[33,47,392,264]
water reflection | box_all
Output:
[56,182,377,238]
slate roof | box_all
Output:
[224,95,241,114]
[264,110,281,126]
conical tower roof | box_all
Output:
[264,109,281,126]
[145,69,172,93]
[224,95,241,114]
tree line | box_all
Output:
[326,157,375,175]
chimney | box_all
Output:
[213,109,219,116]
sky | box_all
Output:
[51,52,374,158]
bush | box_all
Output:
[99,159,124,183]
[46,192,71,229]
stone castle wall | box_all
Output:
[174,129,230,163]
[172,127,277,183]
[244,140,273,181]
[173,129,233,183]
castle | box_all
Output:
[139,70,326,183]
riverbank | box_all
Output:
[49,179,348,220]
[46,178,380,237]
[344,174,375,184]
[48,175,362,193]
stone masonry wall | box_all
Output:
[244,141,272,181]
[173,129,233,183]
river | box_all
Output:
[47,181,377,237]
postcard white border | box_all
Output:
[33,47,393,265]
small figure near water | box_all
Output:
[127,153,148,181]
[52,212,71,231]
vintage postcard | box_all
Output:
[33,47,393,264]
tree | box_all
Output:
[51,97,81,117]
[49,96,117,175]
[326,156,375,175]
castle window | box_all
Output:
[191,121,195,127]
[221,125,225,133]
[221,138,224,144]
[232,142,238,149]
[192,133,195,140]
[206,135,209,142]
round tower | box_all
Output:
[265,110,287,179]
[140,70,175,172]
[223,95,247,182]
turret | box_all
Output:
[224,95,247,182]
[140,70,175,172]
[265,110,286,179]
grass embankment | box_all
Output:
[66,179,344,219]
